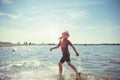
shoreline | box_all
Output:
[0,43,120,47]
[0,44,42,47]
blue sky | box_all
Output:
[0,0,120,44]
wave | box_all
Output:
[0,71,120,80]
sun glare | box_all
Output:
[46,29,60,39]
[43,28,61,39]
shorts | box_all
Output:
[60,53,70,63]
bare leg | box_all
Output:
[67,62,79,77]
[58,62,63,75]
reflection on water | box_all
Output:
[0,45,120,80]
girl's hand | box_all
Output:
[76,52,79,56]
[50,48,53,51]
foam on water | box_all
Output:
[0,70,115,80]
[0,45,120,80]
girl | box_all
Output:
[50,31,80,79]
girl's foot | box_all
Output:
[76,73,81,80]
[59,74,64,80]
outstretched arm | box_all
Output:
[50,43,60,51]
[70,45,79,56]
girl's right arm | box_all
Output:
[50,41,60,51]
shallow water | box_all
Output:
[0,45,120,80]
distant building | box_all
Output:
[17,42,20,44]
[0,41,12,44]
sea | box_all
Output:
[0,45,120,80]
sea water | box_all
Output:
[0,45,120,80]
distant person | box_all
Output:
[50,31,80,79]
[12,49,15,52]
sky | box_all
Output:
[0,0,120,44]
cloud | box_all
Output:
[0,12,19,20]
[78,1,105,6]
[67,11,88,19]
[0,26,36,41]
[85,25,113,33]
[0,26,60,43]
[57,0,106,8]
[0,26,21,33]
[1,0,12,3]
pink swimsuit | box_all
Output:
[58,38,72,55]
[58,38,72,63]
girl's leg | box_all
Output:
[58,62,63,75]
[67,62,79,77]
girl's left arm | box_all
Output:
[70,45,79,56]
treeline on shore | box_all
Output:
[0,41,120,47]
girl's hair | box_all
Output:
[58,31,69,40]
[58,36,62,40]
[62,31,69,37]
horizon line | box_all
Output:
[0,41,120,45]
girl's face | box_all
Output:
[62,33,68,39]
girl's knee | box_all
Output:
[58,62,62,66]
[67,62,72,66]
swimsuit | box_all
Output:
[58,39,72,63]
[60,53,70,63]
